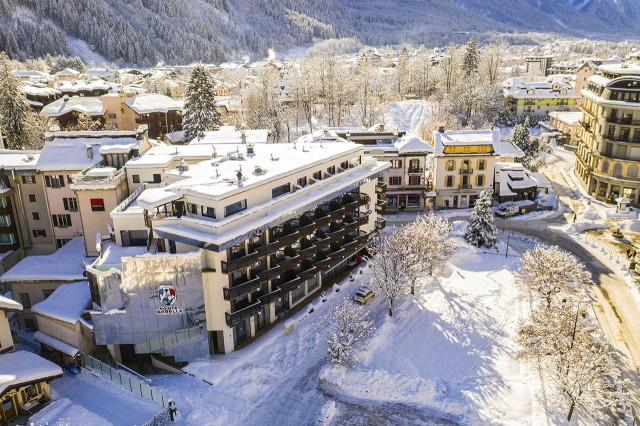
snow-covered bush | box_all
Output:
[323,299,375,365]
[465,189,497,248]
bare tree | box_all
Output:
[516,246,591,307]
[367,230,410,317]
[323,299,375,365]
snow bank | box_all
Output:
[583,205,600,220]
[621,219,640,233]
[560,222,609,235]
[319,364,439,405]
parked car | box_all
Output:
[353,286,375,304]
[495,205,519,217]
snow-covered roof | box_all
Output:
[34,331,79,357]
[433,129,500,157]
[0,351,63,396]
[0,150,40,170]
[499,141,525,158]
[22,83,61,97]
[32,281,90,324]
[125,94,183,115]
[0,237,88,283]
[14,70,48,79]
[124,144,213,169]
[395,134,433,155]
[505,81,580,99]
[189,126,269,145]
[55,68,80,76]
[37,132,141,171]
[599,62,640,76]
[549,111,582,125]
[40,95,106,117]
[0,294,22,312]
[55,79,112,94]
[86,68,117,78]
[94,243,148,270]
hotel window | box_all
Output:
[272,183,291,198]
[390,160,402,169]
[42,289,54,300]
[188,203,198,215]
[21,175,36,184]
[477,175,485,187]
[32,229,46,238]
[52,214,72,227]
[90,198,105,212]
[388,176,401,185]
[45,175,65,188]
[32,212,40,220]
[409,176,421,185]
[0,198,6,208]
[28,193,36,203]
[0,233,15,244]
[446,160,455,171]
[477,160,486,171]
[297,176,307,187]
[445,176,454,188]
[313,170,322,180]
[224,199,247,217]
[153,174,162,183]
[132,174,140,183]
[327,165,336,175]
[202,206,216,218]
[19,293,31,308]
[56,238,72,248]
[0,215,10,226]
[63,197,78,211]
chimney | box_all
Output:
[438,126,445,133]
[178,158,188,172]
[86,144,93,160]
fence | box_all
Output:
[143,404,176,426]
[81,353,173,408]
[134,325,202,355]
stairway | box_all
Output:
[148,238,159,254]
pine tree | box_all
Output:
[462,37,479,76]
[465,189,497,248]
[0,52,36,150]
[182,65,221,143]
[510,116,533,156]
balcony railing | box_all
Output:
[358,193,370,205]
[459,168,474,175]
[225,300,262,326]
[375,198,387,212]
[257,288,281,305]
[408,167,424,174]
[258,265,280,282]
[459,184,473,189]
[607,116,640,126]
[223,276,262,300]
[277,275,302,293]
[222,251,258,274]
[375,217,386,230]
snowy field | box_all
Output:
[30,224,593,425]
[384,100,434,134]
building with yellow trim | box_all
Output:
[574,62,640,204]
[505,81,580,115]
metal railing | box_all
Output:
[73,162,127,184]
[116,183,146,212]
[82,353,174,408]
[134,326,202,355]
[142,404,176,426]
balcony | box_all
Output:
[225,300,262,326]
[408,167,424,174]
[607,116,640,126]
[459,184,473,189]
[257,288,281,305]
[272,229,299,246]
[297,265,318,280]
[278,255,301,271]
[258,265,280,282]
[375,217,386,230]
[375,198,387,212]
[277,274,302,292]
[459,168,474,175]
[356,215,369,226]
[222,251,258,274]
[375,181,387,194]
[358,193,370,206]
[223,276,262,300]
[257,242,278,257]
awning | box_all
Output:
[385,191,423,196]
[34,331,79,357]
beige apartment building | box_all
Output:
[0,295,22,353]
[574,62,640,204]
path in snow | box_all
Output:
[384,100,434,134]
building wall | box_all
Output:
[9,282,71,330]
[510,97,578,115]
[34,314,95,354]
[42,171,84,242]
[75,182,129,257]
[12,173,56,255]
[434,155,496,208]
[0,311,14,353]
[575,65,596,106]
[0,381,52,422]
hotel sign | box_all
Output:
[155,285,183,315]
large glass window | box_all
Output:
[225,199,247,217]
[272,183,291,198]
[0,233,15,244]
[0,215,11,226]
[201,206,216,218]
[407,195,420,208]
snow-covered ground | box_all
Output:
[29,371,160,426]
[67,36,109,66]
[384,100,435,134]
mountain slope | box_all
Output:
[0,0,638,66]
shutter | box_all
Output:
[45,176,50,187]
[52,215,58,226]
[388,177,392,185]
[66,214,72,226]
[63,198,69,211]
[59,175,65,187]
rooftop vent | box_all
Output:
[253,165,266,176]
[178,158,188,172]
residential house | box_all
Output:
[40,95,106,129]
[549,111,583,146]
[21,83,62,111]
[0,237,87,331]
[0,350,63,423]
[504,81,580,116]
[54,68,80,81]
[32,281,95,365]
[54,79,112,98]
[493,163,544,203]
[575,57,623,106]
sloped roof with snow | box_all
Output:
[0,351,63,396]
[125,93,183,114]
[37,132,141,171]
[55,79,112,93]
[0,294,22,311]
[505,81,580,99]
[32,281,90,324]
[0,237,88,282]
[395,134,434,154]
[433,129,500,157]
[40,96,106,117]
[499,141,525,158]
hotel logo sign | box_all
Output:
[155,286,183,315]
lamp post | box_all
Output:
[505,215,512,258]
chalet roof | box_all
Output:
[0,351,63,396]
[40,95,106,117]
